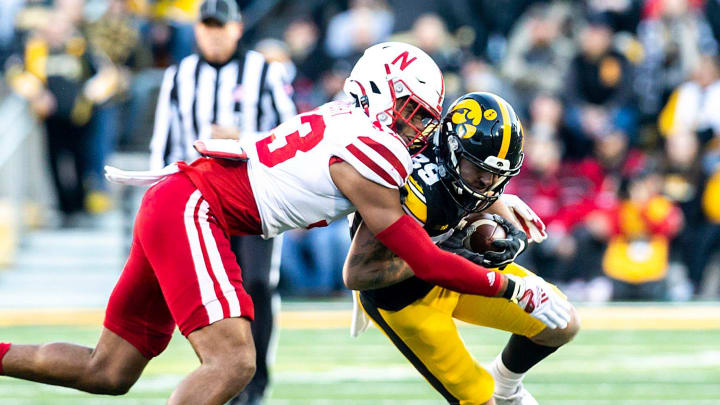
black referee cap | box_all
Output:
[200,0,241,25]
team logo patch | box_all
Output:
[451,98,483,139]
[483,109,497,120]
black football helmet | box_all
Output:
[435,92,524,212]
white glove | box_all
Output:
[506,274,571,329]
[500,194,547,243]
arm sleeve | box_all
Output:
[376,215,504,296]
[149,65,180,170]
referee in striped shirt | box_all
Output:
[148,1,296,404]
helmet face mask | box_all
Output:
[445,148,524,212]
[390,94,440,155]
[343,42,444,153]
[435,92,525,212]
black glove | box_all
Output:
[438,226,485,266]
[482,214,528,268]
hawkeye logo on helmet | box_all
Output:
[450,98,483,139]
[392,51,417,71]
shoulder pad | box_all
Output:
[334,128,413,189]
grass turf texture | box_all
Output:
[0,324,719,404]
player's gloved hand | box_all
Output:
[505,274,571,329]
[438,226,486,266]
[500,194,547,243]
[482,214,528,268]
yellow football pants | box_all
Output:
[359,263,552,405]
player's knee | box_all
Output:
[98,379,134,396]
[212,350,256,395]
[445,367,494,405]
[83,362,138,395]
[564,306,581,342]
[555,305,581,345]
[190,318,256,393]
[83,373,136,396]
[40,344,138,396]
[207,338,256,390]
[533,305,581,347]
[226,349,257,384]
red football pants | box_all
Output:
[104,173,254,358]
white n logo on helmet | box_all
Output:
[343,42,445,150]
[392,51,417,71]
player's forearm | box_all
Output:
[376,215,505,297]
[332,165,502,295]
[343,258,413,290]
[343,223,414,290]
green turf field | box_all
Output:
[1,322,719,404]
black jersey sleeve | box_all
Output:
[349,212,363,239]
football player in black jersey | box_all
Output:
[345,92,580,405]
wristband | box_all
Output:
[502,276,516,300]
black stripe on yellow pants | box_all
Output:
[359,293,461,404]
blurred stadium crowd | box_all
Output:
[1,0,720,302]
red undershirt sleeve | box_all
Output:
[376,215,504,297]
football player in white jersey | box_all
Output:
[0,43,568,405]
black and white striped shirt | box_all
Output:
[149,49,296,170]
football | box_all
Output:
[461,213,507,253]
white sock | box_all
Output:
[490,354,525,397]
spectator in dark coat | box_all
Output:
[564,14,637,156]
